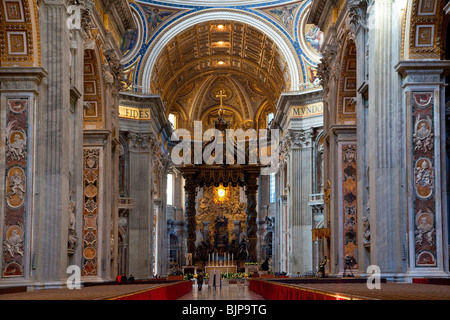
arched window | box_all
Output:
[267,112,274,126]
[168,113,177,130]
[167,173,174,206]
[269,172,276,203]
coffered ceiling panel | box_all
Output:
[150,20,290,128]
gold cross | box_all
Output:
[216,90,226,108]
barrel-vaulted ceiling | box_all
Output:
[150,20,290,129]
[120,0,324,129]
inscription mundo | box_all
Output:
[291,103,323,118]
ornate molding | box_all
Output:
[127,132,157,153]
[347,0,372,35]
[287,129,315,149]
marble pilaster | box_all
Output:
[366,0,407,279]
[287,129,314,274]
[30,0,73,288]
[127,132,155,279]
[396,60,450,280]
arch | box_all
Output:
[403,0,445,60]
[83,47,104,129]
[140,9,302,93]
[0,0,41,66]
[335,35,357,125]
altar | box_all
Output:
[205,265,237,275]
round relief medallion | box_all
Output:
[8,99,27,114]
[414,158,434,199]
[84,183,98,198]
[6,167,26,209]
[83,247,97,260]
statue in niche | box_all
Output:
[68,201,78,253]
[362,215,370,245]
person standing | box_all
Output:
[197,272,204,291]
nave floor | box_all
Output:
[178,284,265,300]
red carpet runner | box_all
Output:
[112,281,192,300]
[249,279,350,300]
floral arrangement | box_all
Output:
[183,273,194,280]
[244,262,259,265]
[220,272,250,279]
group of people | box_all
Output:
[116,274,135,283]
[195,270,224,291]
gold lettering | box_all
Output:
[291,103,323,118]
[119,106,151,120]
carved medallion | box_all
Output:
[3,223,24,258]
[413,92,432,108]
[7,99,27,113]
[414,158,434,199]
[413,115,433,152]
[414,208,435,247]
[2,262,23,277]
[6,167,26,208]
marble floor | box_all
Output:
[178,284,265,300]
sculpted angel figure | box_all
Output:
[8,171,25,200]
[4,229,24,257]
[6,121,27,161]
[415,215,435,247]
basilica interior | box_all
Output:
[0,0,449,296]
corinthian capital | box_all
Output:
[347,0,371,35]
[128,132,156,153]
[288,129,314,149]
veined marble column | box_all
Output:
[287,129,314,274]
[367,0,407,279]
[127,132,155,279]
[30,0,73,287]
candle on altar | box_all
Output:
[208,254,211,266]
[231,253,233,264]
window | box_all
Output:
[167,173,174,205]
[168,113,177,130]
[267,112,274,125]
[269,173,276,203]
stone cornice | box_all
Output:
[274,89,323,130]
[395,60,450,77]
[0,67,48,94]
[306,0,338,30]
[99,0,136,33]
[0,66,48,82]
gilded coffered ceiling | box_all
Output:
[150,20,290,129]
